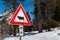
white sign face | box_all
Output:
[14,9,27,22]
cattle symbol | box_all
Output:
[17,16,24,20]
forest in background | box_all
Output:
[0,0,60,36]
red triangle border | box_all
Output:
[10,4,31,26]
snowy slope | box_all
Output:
[3,31,60,40]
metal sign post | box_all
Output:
[9,4,31,40]
[19,25,24,40]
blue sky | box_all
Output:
[0,0,6,14]
[0,0,34,20]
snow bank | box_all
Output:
[3,31,60,40]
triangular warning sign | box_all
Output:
[10,4,31,26]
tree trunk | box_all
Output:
[38,22,42,33]
[37,0,43,33]
[13,25,16,36]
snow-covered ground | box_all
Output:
[3,30,60,40]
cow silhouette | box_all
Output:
[17,16,24,20]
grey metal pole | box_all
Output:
[19,25,23,40]
[20,36,21,40]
